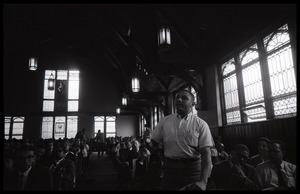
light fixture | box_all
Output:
[116,106,121,114]
[158,25,171,46]
[29,57,37,71]
[48,72,55,90]
[132,75,140,93]
[122,96,127,106]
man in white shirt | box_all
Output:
[151,89,214,190]
[255,140,296,190]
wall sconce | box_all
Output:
[116,106,121,114]
[48,72,55,90]
[158,26,171,46]
[122,96,127,106]
[29,57,38,71]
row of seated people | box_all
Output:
[208,137,296,190]
[3,137,92,190]
[106,135,296,190]
[4,135,296,190]
[106,136,163,190]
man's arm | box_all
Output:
[196,146,212,190]
[149,139,160,153]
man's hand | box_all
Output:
[193,180,207,190]
[180,180,206,190]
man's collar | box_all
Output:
[20,166,32,176]
[176,111,193,120]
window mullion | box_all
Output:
[9,117,13,139]
[234,56,246,123]
[218,65,227,125]
[104,116,107,138]
[287,20,297,82]
[257,39,274,119]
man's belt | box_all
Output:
[164,157,200,163]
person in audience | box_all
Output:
[34,142,46,166]
[134,147,151,189]
[209,144,258,190]
[216,143,230,163]
[147,148,163,190]
[211,146,219,165]
[51,145,76,190]
[12,144,54,190]
[95,129,106,158]
[255,140,296,190]
[3,150,19,190]
[248,137,270,167]
[80,138,89,174]
[75,128,86,142]
[150,89,214,190]
[116,141,129,188]
[38,140,57,169]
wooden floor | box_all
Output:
[75,152,120,190]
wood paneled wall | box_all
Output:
[217,117,297,164]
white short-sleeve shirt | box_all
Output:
[151,112,214,159]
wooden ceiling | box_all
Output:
[4,4,296,109]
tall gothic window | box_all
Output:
[220,23,296,125]
[41,70,80,139]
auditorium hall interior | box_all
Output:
[3,3,297,191]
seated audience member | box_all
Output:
[147,149,163,189]
[51,145,76,190]
[3,150,19,190]
[255,140,296,190]
[216,143,229,163]
[210,144,258,190]
[34,142,47,167]
[134,147,151,189]
[38,140,57,169]
[12,144,54,190]
[211,146,219,165]
[248,137,270,167]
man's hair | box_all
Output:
[258,137,270,144]
[15,144,35,155]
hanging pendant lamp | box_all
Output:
[122,96,127,105]
[29,57,38,71]
[132,75,140,93]
[48,73,55,90]
[158,26,171,46]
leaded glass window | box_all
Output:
[221,58,241,124]
[264,24,296,118]
[42,117,54,139]
[94,116,105,137]
[41,70,80,139]
[5,117,11,139]
[12,117,24,139]
[220,23,296,125]
[67,116,78,138]
[191,87,198,115]
[106,116,116,137]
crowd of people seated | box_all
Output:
[3,134,296,190]
[207,137,296,190]
[3,136,93,190]
[105,135,296,190]
[105,135,163,190]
